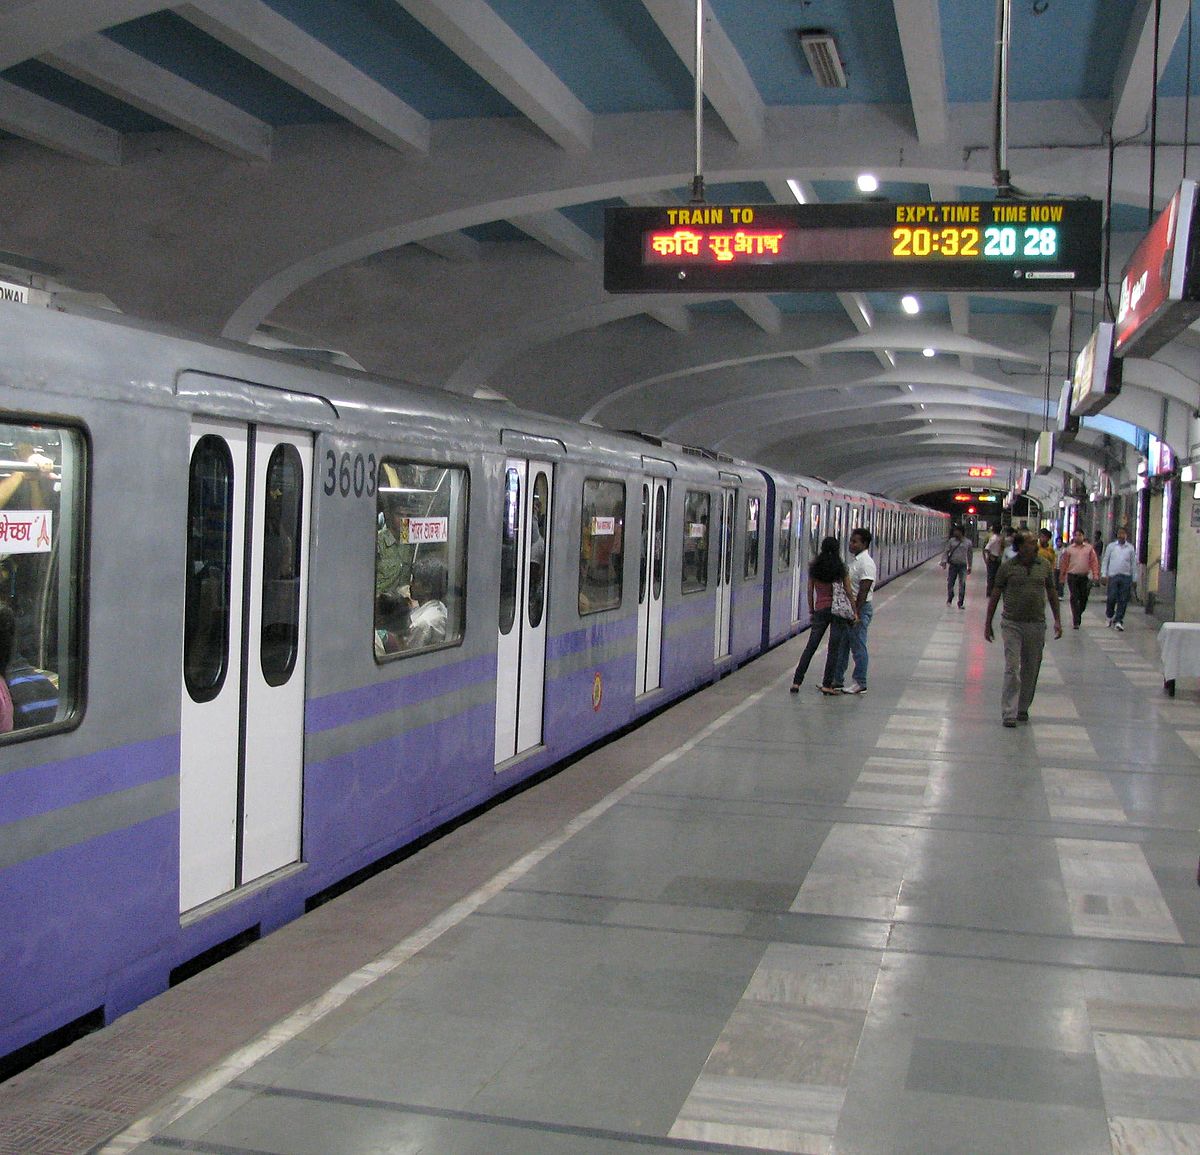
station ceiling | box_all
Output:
[2,0,1198,501]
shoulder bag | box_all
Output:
[831,581,856,621]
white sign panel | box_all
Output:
[0,509,52,553]
[591,516,616,536]
[401,516,448,544]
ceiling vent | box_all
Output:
[798,30,847,89]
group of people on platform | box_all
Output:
[786,518,1142,732]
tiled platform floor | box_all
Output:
[3,562,1200,1154]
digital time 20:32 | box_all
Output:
[892,225,1059,259]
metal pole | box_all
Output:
[691,0,705,203]
[992,0,1012,196]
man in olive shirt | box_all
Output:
[984,531,1063,727]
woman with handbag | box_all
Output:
[790,536,858,695]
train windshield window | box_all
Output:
[260,443,304,687]
[682,490,709,594]
[778,500,792,568]
[374,461,468,660]
[0,423,83,737]
[579,479,624,614]
[185,434,234,703]
[743,496,760,578]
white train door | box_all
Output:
[179,419,311,912]
[636,477,667,696]
[495,460,552,766]
[714,488,735,660]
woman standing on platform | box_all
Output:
[790,536,857,695]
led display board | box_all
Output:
[1071,322,1121,417]
[1114,179,1200,358]
[604,200,1103,293]
[967,465,996,478]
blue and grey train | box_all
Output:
[0,303,947,1067]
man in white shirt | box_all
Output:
[1101,526,1137,630]
[833,527,877,694]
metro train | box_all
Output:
[0,302,947,1068]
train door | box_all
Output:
[713,487,735,660]
[636,477,667,696]
[495,459,552,765]
[179,419,312,913]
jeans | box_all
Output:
[792,608,832,685]
[984,554,1001,596]
[823,615,854,687]
[1000,617,1046,721]
[946,563,967,605]
[1066,573,1091,627]
[831,601,873,687]
[1106,573,1133,623]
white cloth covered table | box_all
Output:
[1157,623,1200,693]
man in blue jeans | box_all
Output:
[834,527,876,694]
[1101,525,1136,630]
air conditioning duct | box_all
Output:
[798,31,848,89]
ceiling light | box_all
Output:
[786,179,808,204]
[901,295,920,314]
[797,31,848,89]
[856,173,879,193]
[922,347,935,357]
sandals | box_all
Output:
[819,685,840,695]
[789,683,801,694]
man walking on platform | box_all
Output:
[982,525,1004,595]
[833,527,876,695]
[1057,528,1100,629]
[940,526,973,607]
[984,531,1062,727]
[1101,525,1136,630]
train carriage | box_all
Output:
[0,302,944,1067]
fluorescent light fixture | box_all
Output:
[798,31,848,89]
[856,173,879,193]
[922,347,935,357]
[786,179,808,204]
[901,295,920,314]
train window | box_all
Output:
[579,478,624,614]
[528,472,548,629]
[185,434,234,703]
[374,461,467,659]
[261,443,304,687]
[778,500,793,568]
[499,467,520,635]
[809,500,820,556]
[0,423,82,737]
[796,498,806,559]
[639,484,649,604]
[682,490,710,594]
[652,485,665,600]
[743,496,760,578]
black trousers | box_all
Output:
[1066,573,1091,627]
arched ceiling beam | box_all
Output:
[893,0,948,145]
[0,0,163,71]
[0,75,120,163]
[43,33,272,161]
[1111,0,1190,139]
[398,0,593,153]
[179,0,431,153]
[641,0,765,147]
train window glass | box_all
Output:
[260,443,304,687]
[652,485,665,600]
[723,493,736,584]
[0,424,81,737]
[682,490,709,594]
[528,472,548,629]
[778,500,793,568]
[809,500,820,556]
[796,498,806,560]
[498,467,519,635]
[833,503,843,547]
[639,483,649,604]
[579,478,624,614]
[743,496,760,578]
[185,434,234,703]
[374,461,467,659]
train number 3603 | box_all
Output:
[322,449,377,498]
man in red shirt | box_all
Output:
[1057,528,1100,630]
